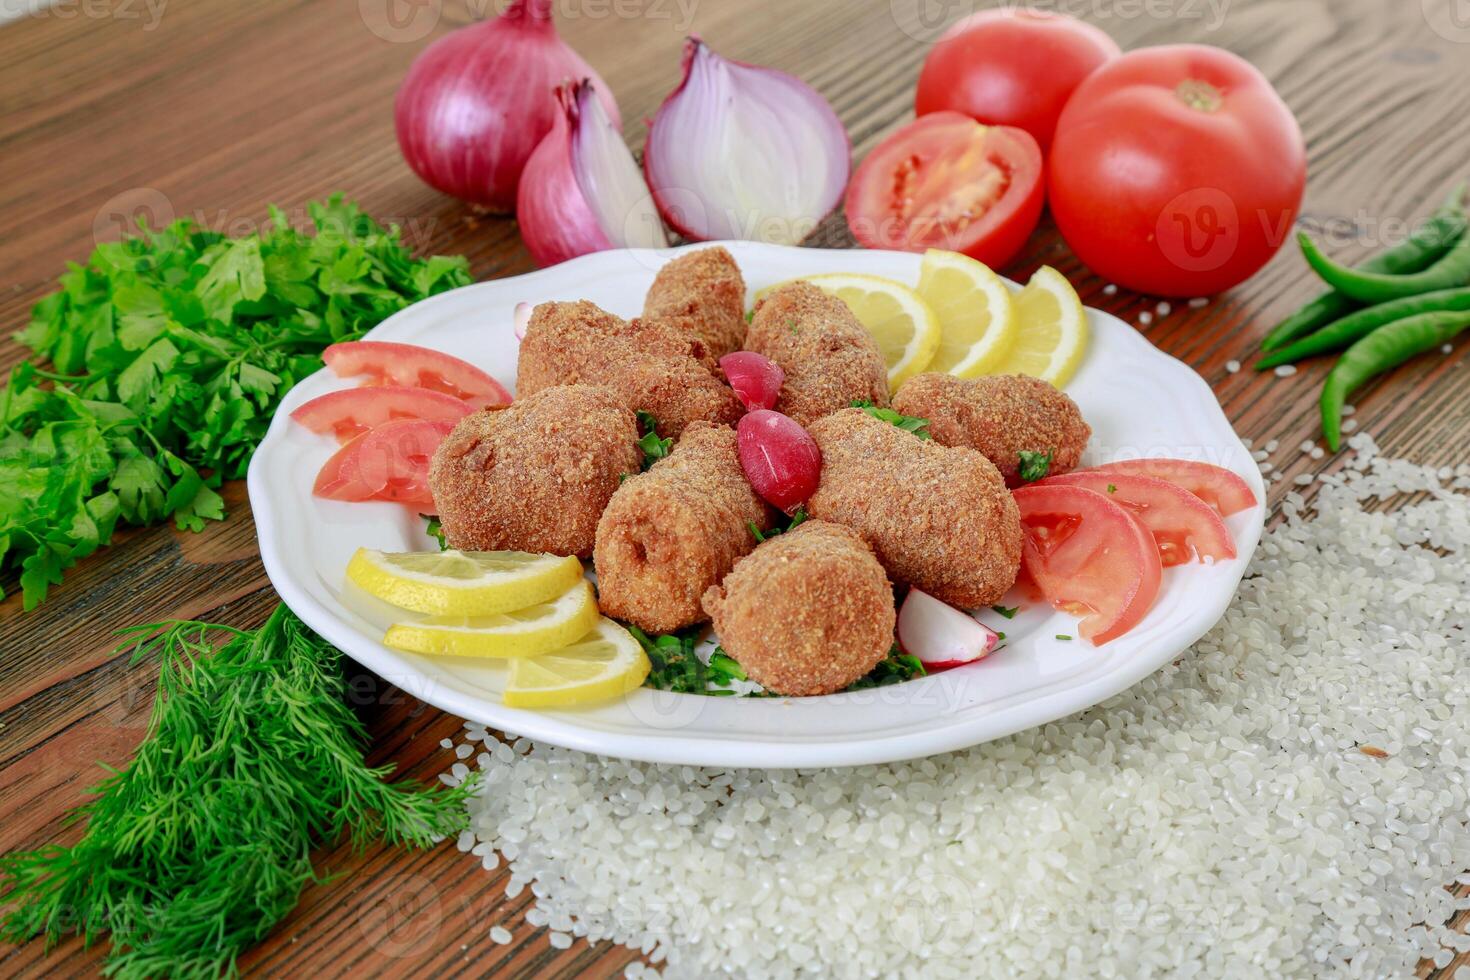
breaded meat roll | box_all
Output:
[892,373,1091,487]
[702,520,895,697]
[806,409,1021,608]
[429,385,640,558]
[642,247,748,361]
[518,300,741,439]
[744,281,889,426]
[595,423,774,633]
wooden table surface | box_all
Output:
[3,0,1469,976]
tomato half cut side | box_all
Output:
[291,386,473,443]
[1013,484,1162,645]
[312,418,457,510]
[322,341,512,410]
[845,112,1045,269]
[1089,458,1257,516]
[1042,471,1235,566]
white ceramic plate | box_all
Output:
[249,242,1265,769]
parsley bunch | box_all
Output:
[0,606,474,979]
[2,196,472,608]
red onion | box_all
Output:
[393,0,620,212]
[719,351,784,412]
[897,589,1000,671]
[517,80,668,267]
[644,38,851,245]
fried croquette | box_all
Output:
[517,300,742,438]
[594,423,775,633]
[805,409,1021,608]
[429,385,640,558]
[702,521,894,696]
[892,373,1092,487]
[744,281,889,426]
[642,247,748,361]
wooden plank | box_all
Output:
[0,0,1467,977]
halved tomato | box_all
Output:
[845,111,1045,269]
[1090,458,1257,516]
[1043,471,1235,566]
[290,386,473,443]
[1013,484,1162,645]
[312,418,457,510]
[322,341,512,410]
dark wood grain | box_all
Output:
[1,0,1468,976]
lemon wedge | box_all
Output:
[915,249,1017,379]
[777,273,941,391]
[504,618,651,709]
[346,548,585,617]
[990,266,1089,388]
[383,581,599,659]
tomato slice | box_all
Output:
[312,418,457,510]
[322,341,512,410]
[845,111,1045,269]
[1089,458,1257,517]
[290,386,473,444]
[1043,471,1235,567]
[1013,484,1162,645]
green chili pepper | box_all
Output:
[1300,223,1470,304]
[1260,185,1467,352]
[1320,310,1470,450]
[1256,287,1470,369]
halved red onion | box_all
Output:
[644,38,851,245]
[517,80,668,267]
[897,589,1000,671]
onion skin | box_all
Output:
[644,37,851,245]
[393,0,619,212]
[517,84,615,267]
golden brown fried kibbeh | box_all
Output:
[517,300,742,438]
[702,520,894,696]
[805,409,1021,608]
[428,385,640,559]
[594,423,775,633]
[744,281,889,426]
[892,373,1091,487]
[642,247,748,361]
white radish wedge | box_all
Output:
[897,589,1000,671]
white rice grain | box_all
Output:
[456,435,1470,978]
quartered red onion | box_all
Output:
[897,589,1000,671]
[393,0,619,212]
[517,80,668,267]
[644,38,851,245]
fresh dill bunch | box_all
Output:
[0,604,476,979]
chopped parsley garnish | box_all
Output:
[850,400,931,439]
[1055,633,1074,641]
[991,604,1019,619]
[422,515,448,551]
[749,505,807,544]
[845,648,926,690]
[744,309,754,323]
[707,650,748,687]
[1017,449,1054,483]
[635,410,672,470]
[1106,483,1118,494]
[631,625,711,693]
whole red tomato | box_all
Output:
[1048,45,1306,297]
[915,10,1120,152]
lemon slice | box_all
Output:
[346,548,585,617]
[775,273,941,391]
[915,249,1017,379]
[383,581,599,659]
[504,618,651,709]
[990,266,1089,388]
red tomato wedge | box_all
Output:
[1013,484,1162,645]
[322,341,511,410]
[1089,458,1257,516]
[290,386,473,444]
[312,418,456,510]
[845,111,1045,269]
[1042,471,1235,567]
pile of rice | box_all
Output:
[448,435,1470,978]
